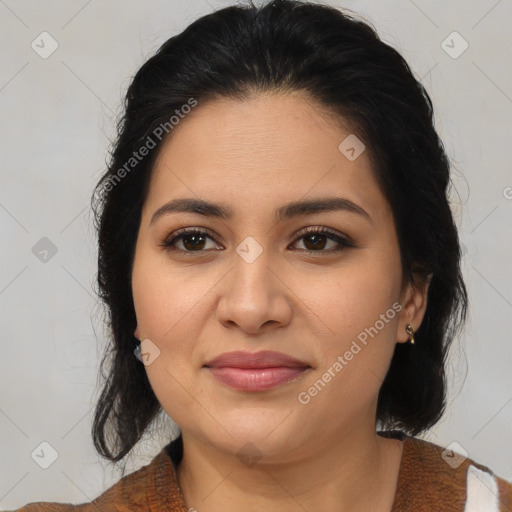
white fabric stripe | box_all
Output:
[464,464,500,512]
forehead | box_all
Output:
[144,92,388,222]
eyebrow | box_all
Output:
[150,196,373,226]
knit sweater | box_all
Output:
[10,430,512,511]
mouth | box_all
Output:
[203,350,311,391]
[205,366,310,391]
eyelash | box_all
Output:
[160,226,354,256]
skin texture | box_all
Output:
[132,91,430,512]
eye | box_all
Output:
[161,226,354,255]
[160,228,221,254]
[290,226,354,253]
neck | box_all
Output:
[175,425,403,512]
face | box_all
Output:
[131,91,428,463]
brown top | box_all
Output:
[10,431,512,511]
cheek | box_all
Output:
[131,244,209,343]
[303,251,401,401]
[295,275,400,426]
[312,259,400,341]
[131,244,225,403]
[131,248,212,426]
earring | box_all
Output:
[405,324,415,345]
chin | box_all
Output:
[196,422,306,465]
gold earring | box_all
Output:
[405,324,415,344]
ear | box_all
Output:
[134,326,140,340]
[396,273,432,344]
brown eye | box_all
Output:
[161,228,221,253]
[291,227,354,253]
[160,226,354,256]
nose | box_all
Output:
[215,243,293,335]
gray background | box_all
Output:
[1,0,511,508]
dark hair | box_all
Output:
[91,0,468,469]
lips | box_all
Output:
[204,350,310,369]
[204,350,311,391]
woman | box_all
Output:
[13,0,512,510]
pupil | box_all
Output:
[305,234,326,250]
[184,234,205,250]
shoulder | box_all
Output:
[8,446,178,511]
[386,430,512,512]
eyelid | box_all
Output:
[292,226,354,246]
